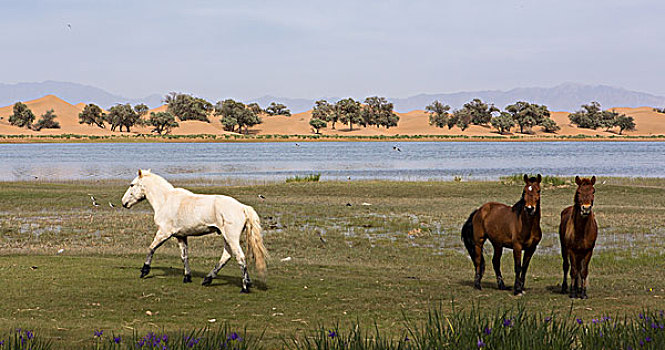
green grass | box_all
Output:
[1,179,664,348]
[285,174,321,183]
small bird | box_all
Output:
[317,231,327,244]
[347,176,351,181]
[258,194,266,200]
[393,145,402,152]
[89,195,100,207]
[345,203,352,207]
[57,249,65,254]
[295,143,300,147]
[66,23,72,30]
[108,202,116,208]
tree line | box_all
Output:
[3,94,640,136]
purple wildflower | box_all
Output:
[639,340,644,346]
[545,317,552,323]
[483,327,492,335]
[576,318,583,325]
[227,332,242,341]
[0,340,4,346]
[137,339,145,347]
[187,337,200,348]
[404,335,410,342]
[477,339,486,348]
[162,334,169,343]
[659,310,664,317]
[113,336,121,344]
[651,323,657,329]
[645,337,652,343]
[639,313,644,320]
[592,319,598,325]
[503,318,513,327]
[94,330,103,338]
[599,331,603,337]
[327,330,337,338]
[602,316,611,322]
[25,330,34,340]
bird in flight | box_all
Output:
[67,24,72,30]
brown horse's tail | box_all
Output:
[461,209,478,261]
[243,205,268,279]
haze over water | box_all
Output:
[0,142,663,182]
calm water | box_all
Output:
[0,142,664,182]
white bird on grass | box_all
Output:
[88,194,100,207]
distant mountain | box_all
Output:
[2,81,665,113]
[0,81,163,109]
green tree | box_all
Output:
[8,102,35,129]
[540,118,560,133]
[426,100,452,128]
[654,107,665,114]
[33,109,61,131]
[335,98,362,131]
[568,102,603,129]
[459,98,499,125]
[505,101,551,134]
[362,96,399,128]
[450,109,472,131]
[78,103,106,128]
[309,118,327,134]
[147,111,179,135]
[490,112,515,134]
[164,92,212,122]
[615,114,635,135]
[106,104,139,132]
[247,103,263,116]
[312,100,336,129]
[265,102,291,116]
[215,99,262,134]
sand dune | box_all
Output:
[1,96,664,138]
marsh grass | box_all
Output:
[0,180,664,348]
[285,174,321,183]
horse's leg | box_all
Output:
[222,221,251,293]
[512,243,524,295]
[580,250,593,299]
[473,238,485,290]
[176,237,192,283]
[569,253,579,298]
[561,245,570,294]
[519,245,537,291]
[141,230,171,278]
[491,243,506,290]
[202,241,232,286]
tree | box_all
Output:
[79,103,106,128]
[247,103,263,116]
[540,118,560,133]
[490,112,515,134]
[450,109,471,131]
[653,107,665,114]
[505,101,551,134]
[164,92,213,122]
[459,98,499,125]
[33,109,60,131]
[426,100,452,128]
[8,102,35,129]
[615,114,635,135]
[312,100,336,129]
[309,118,327,134]
[106,104,139,132]
[215,99,262,134]
[362,96,399,128]
[568,102,603,129]
[335,98,362,131]
[265,102,291,116]
[147,111,179,135]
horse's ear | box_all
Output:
[523,174,529,183]
[575,175,582,185]
[591,176,596,185]
[138,169,143,178]
[536,174,542,183]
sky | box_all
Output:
[1,0,664,100]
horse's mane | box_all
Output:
[512,191,526,215]
[144,172,175,190]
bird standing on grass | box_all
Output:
[88,195,100,207]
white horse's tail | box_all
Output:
[243,205,268,278]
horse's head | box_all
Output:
[522,174,542,216]
[122,169,150,208]
[574,175,596,217]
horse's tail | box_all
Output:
[243,205,268,278]
[461,209,478,261]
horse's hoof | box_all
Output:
[474,283,482,290]
[498,281,507,290]
[240,288,250,294]
[140,264,151,278]
[183,274,192,283]
[561,284,568,294]
[202,276,213,286]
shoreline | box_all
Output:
[2,133,665,143]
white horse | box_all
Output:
[121,169,268,293]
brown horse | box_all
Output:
[559,176,598,299]
[461,174,543,295]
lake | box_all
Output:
[0,141,664,182]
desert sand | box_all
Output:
[1,95,664,139]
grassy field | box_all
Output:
[1,178,664,348]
